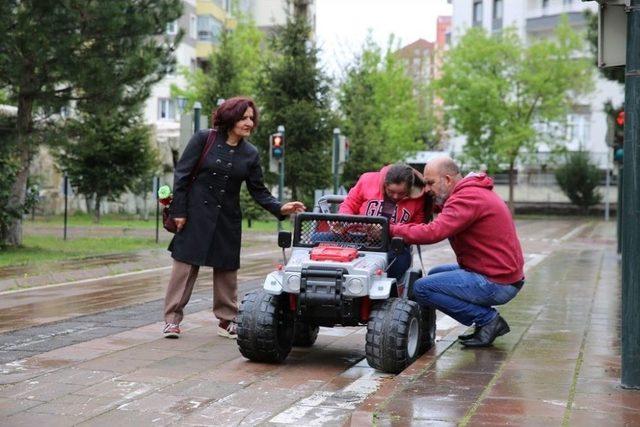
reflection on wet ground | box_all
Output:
[0,253,145,279]
[358,219,640,426]
[0,218,638,426]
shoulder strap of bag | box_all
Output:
[187,129,217,188]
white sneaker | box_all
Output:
[217,320,237,339]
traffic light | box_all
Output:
[613,107,624,164]
[270,132,284,160]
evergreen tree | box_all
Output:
[255,11,335,204]
[555,151,603,213]
[339,35,423,188]
[0,0,182,245]
[54,107,158,223]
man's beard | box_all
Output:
[435,194,447,206]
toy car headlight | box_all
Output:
[286,274,300,292]
[346,278,364,295]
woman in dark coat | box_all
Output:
[163,97,305,339]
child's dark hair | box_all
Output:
[384,163,417,189]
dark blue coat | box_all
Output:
[168,129,283,269]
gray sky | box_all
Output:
[315,0,452,78]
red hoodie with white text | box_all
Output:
[339,166,425,224]
[390,173,524,284]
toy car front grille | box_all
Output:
[294,213,389,252]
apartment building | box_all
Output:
[447,0,624,169]
[145,0,316,172]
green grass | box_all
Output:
[0,235,162,267]
[28,213,291,232]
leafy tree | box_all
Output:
[339,36,425,190]
[434,20,594,211]
[555,151,602,212]
[54,108,159,223]
[254,11,335,205]
[338,35,423,188]
[585,10,625,84]
[0,0,182,245]
[172,7,264,115]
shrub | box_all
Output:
[555,151,603,212]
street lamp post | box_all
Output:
[277,125,285,232]
[193,101,202,133]
[621,0,640,389]
[333,128,340,195]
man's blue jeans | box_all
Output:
[387,246,412,281]
[413,264,521,327]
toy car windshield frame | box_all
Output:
[293,212,390,253]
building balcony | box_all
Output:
[526,11,586,34]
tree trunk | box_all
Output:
[6,95,34,246]
[508,161,516,214]
[94,197,101,223]
[85,195,93,216]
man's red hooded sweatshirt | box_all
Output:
[391,173,524,285]
[339,165,425,224]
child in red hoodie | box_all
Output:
[339,163,426,280]
[391,156,524,347]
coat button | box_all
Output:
[204,200,208,205]
[229,149,235,154]
[213,172,217,176]
[216,159,221,164]
[220,190,225,194]
[209,186,213,190]
[224,175,229,180]
[217,204,222,208]
[227,163,232,167]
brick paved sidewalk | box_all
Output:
[0,219,638,426]
[349,222,640,426]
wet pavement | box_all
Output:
[0,218,638,425]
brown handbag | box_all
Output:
[163,130,217,233]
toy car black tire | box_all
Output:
[236,290,294,363]
[365,298,422,374]
[292,322,319,347]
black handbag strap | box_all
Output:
[187,129,217,189]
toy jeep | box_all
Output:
[236,209,436,374]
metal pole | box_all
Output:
[278,125,285,232]
[605,166,611,221]
[617,165,623,254]
[63,174,68,241]
[333,128,340,195]
[154,176,160,244]
[621,0,640,389]
[194,101,202,133]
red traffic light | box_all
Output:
[616,110,625,127]
[270,133,284,159]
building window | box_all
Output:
[166,20,178,35]
[198,15,223,43]
[563,0,572,5]
[158,98,176,120]
[473,0,483,27]
[492,0,503,30]
[190,14,197,39]
[567,112,591,150]
[542,0,550,10]
[493,0,503,20]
